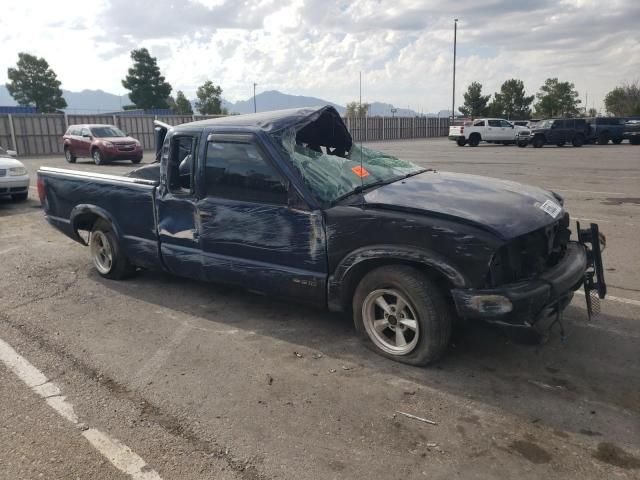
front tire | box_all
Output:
[92,149,105,165]
[131,156,142,164]
[90,219,135,279]
[353,266,452,366]
[532,136,545,148]
[517,141,528,148]
[612,137,623,145]
[64,147,76,163]
[468,134,480,147]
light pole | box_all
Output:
[452,18,458,122]
[253,82,257,113]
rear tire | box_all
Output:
[517,141,528,148]
[456,137,467,147]
[572,134,584,147]
[64,147,76,163]
[612,137,623,145]
[92,149,105,165]
[90,219,136,280]
[353,265,452,366]
[532,136,545,148]
[468,134,480,147]
[11,192,28,202]
[597,133,610,145]
[131,156,142,164]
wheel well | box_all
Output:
[469,132,481,140]
[339,259,456,312]
[72,212,111,245]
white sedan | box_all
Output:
[0,146,29,201]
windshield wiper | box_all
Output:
[332,168,431,204]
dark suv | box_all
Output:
[62,124,143,165]
[586,117,626,145]
[519,118,590,148]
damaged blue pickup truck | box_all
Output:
[37,106,606,365]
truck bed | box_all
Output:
[37,167,162,270]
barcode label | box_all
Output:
[540,199,562,218]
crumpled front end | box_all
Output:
[451,213,606,333]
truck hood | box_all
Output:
[99,136,138,143]
[363,171,562,240]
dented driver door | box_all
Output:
[195,133,328,306]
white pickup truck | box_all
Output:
[449,118,530,147]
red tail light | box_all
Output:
[37,177,46,204]
[460,126,464,134]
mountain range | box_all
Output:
[0,85,448,117]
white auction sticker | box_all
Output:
[539,199,562,218]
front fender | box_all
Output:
[70,204,123,245]
[327,244,469,312]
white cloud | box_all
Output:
[1,0,638,112]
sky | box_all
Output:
[1,0,639,112]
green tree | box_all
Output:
[587,107,598,117]
[345,101,370,118]
[175,90,193,114]
[489,79,534,119]
[534,78,581,118]
[122,48,172,110]
[6,53,67,112]
[458,82,490,118]
[195,80,225,114]
[604,81,640,116]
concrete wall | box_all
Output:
[0,113,450,156]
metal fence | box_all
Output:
[0,113,450,156]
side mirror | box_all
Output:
[6,150,17,157]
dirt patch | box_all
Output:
[508,440,552,464]
[592,442,640,469]
[602,197,640,206]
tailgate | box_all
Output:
[449,126,463,136]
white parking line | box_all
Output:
[0,246,19,256]
[573,216,639,228]
[549,188,631,196]
[0,337,162,480]
[575,289,640,307]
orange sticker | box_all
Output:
[351,166,370,178]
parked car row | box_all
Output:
[449,117,639,148]
[62,124,143,165]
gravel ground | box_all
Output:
[0,138,638,479]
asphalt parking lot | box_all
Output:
[1,138,639,479]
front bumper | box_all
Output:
[0,175,30,195]
[452,242,587,326]
[103,146,143,160]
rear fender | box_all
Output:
[70,204,123,245]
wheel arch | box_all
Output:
[70,204,123,246]
[327,245,468,312]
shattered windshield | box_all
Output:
[278,127,424,204]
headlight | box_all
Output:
[9,166,27,176]
[134,140,141,147]
[103,141,114,147]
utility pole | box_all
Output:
[253,82,257,113]
[452,18,458,122]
